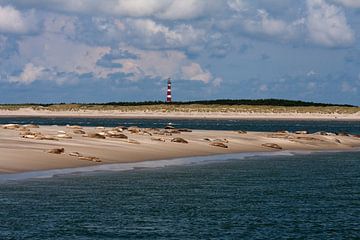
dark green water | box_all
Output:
[0,152,360,239]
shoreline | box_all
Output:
[1,149,359,181]
[0,124,360,174]
[0,111,360,121]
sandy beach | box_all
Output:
[0,108,360,120]
[0,123,359,174]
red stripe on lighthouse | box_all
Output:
[166,78,172,103]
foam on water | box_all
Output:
[0,151,297,182]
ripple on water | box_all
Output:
[0,151,359,239]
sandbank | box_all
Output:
[0,124,359,174]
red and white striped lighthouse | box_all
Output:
[166,77,172,103]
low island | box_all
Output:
[0,99,360,120]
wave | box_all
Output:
[0,151,301,182]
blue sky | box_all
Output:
[0,0,359,104]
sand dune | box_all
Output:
[0,108,359,120]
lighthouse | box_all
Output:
[166,77,172,103]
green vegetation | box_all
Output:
[0,99,359,114]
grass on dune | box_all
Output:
[0,104,359,114]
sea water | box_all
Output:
[0,151,359,239]
[0,117,359,134]
[0,118,359,239]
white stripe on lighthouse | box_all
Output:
[166,77,172,103]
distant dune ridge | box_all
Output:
[0,99,359,120]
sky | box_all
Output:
[0,0,359,105]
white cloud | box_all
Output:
[181,63,212,83]
[0,5,28,33]
[333,0,360,8]
[0,0,220,20]
[227,0,248,12]
[306,0,355,47]
[234,9,304,41]
[125,18,205,49]
[113,45,215,83]
[2,28,216,85]
[2,23,216,86]
[157,0,217,20]
[90,17,207,52]
[307,70,317,76]
[112,0,170,18]
[212,77,223,87]
[43,14,77,36]
[10,63,44,84]
[245,9,288,36]
[15,32,114,83]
